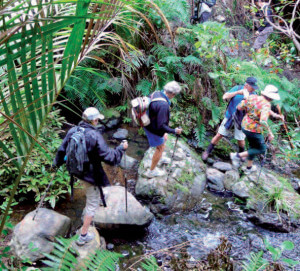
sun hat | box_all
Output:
[245,77,259,90]
[82,107,105,121]
[261,85,280,100]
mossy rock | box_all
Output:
[102,108,120,119]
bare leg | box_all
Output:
[237,140,245,149]
[247,160,253,168]
[150,143,165,170]
[238,151,248,159]
[81,215,93,235]
[211,133,223,145]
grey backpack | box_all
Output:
[65,127,89,178]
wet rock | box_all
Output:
[121,250,130,257]
[106,118,121,129]
[73,227,106,269]
[119,154,139,170]
[113,128,128,140]
[224,170,240,190]
[291,178,300,193]
[247,212,295,233]
[107,243,114,250]
[213,161,233,172]
[93,186,154,229]
[10,208,71,262]
[206,168,225,191]
[232,181,249,199]
[248,234,264,251]
[207,158,215,165]
[136,136,206,214]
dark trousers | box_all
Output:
[242,128,266,161]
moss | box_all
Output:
[174,183,189,193]
[178,171,194,183]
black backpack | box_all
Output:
[65,126,89,178]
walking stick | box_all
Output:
[33,171,56,220]
[122,140,128,213]
[166,132,180,182]
[276,105,294,149]
[256,139,269,185]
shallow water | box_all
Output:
[11,125,300,270]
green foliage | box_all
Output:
[0,109,70,210]
[140,256,159,271]
[242,251,268,271]
[136,79,153,96]
[64,68,122,109]
[42,235,123,271]
[42,236,79,270]
[243,240,300,271]
[150,0,190,25]
[82,248,123,271]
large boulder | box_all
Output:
[93,186,153,229]
[213,162,233,172]
[135,137,206,214]
[224,170,240,190]
[10,208,71,262]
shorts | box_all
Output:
[218,117,246,141]
[144,128,165,147]
[82,181,100,217]
[253,27,273,49]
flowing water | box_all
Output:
[11,125,300,270]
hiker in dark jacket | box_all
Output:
[53,107,128,246]
[143,81,182,178]
[253,0,274,52]
[202,77,258,161]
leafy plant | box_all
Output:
[140,256,159,271]
[242,251,268,271]
[42,235,123,271]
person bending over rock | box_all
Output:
[53,107,128,246]
[230,85,283,174]
[143,81,183,178]
[202,77,258,161]
[253,0,274,52]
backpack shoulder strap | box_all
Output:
[151,97,168,103]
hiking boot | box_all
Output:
[142,168,166,178]
[230,153,241,169]
[202,151,209,161]
[159,157,171,165]
[76,231,95,246]
[244,165,257,175]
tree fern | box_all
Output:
[151,44,173,59]
[82,249,123,271]
[194,115,206,148]
[242,251,268,271]
[42,236,79,271]
[136,79,153,96]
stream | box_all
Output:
[11,125,300,270]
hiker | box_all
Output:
[202,77,259,161]
[53,107,128,245]
[143,81,182,178]
[191,0,216,24]
[253,0,274,52]
[230,85,282,173]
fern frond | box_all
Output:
[140,256,159,271]
[42,236,78,271]
[136,79,153,96]
[82,249,123,271]
[242,251,268,271]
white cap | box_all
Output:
[261,85,280,101]
[82,107,104,121]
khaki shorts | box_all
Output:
[218,118,246,141]
[253,27,273,49]
[81,181,100,217]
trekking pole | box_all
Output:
[32,171,56,220]
[276,104,294,149]
[122,140,128,213]
[166,129,181,182]
[256,138,269,185]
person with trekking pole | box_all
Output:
[142,81,183,179]
[230,85,282,174]
[202,77,259,162]
[52,107,128,246]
